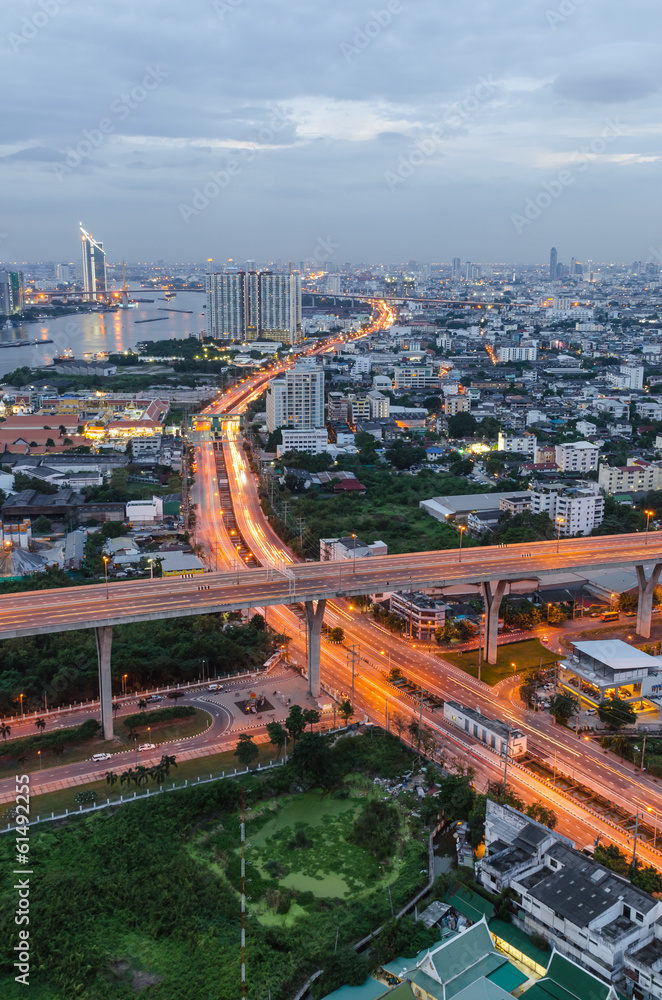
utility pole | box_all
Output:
[298,516,305,548]
[631,812,640,876]
[641,734,648,771]
[240,785,246,1000]
[503,732,510,794]
[347,644,359,707]
[418,687,423,751]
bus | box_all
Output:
[600,610,620,621]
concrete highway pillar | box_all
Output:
[95,626,114,740]
[636,564,662,638]
[480,580,507,665]
[305,599,327,699]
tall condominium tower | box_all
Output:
[549,246,558,281]
[0,270,23,315]
[80,224,107,298]
[206,270,301,343]
[266,362,324,432]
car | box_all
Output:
[145,695,163,702]
[92,753,112,761]
[542,635,549,642]
[207,683,224,691]
[138,743,156,752]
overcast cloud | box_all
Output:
[1,0,661,264]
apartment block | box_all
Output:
[598,462,661,494]
[393,365,440,389]
[266,363,324,432]
[554,440,600,473]
[445,395,471,416]
[389,590,446,639]
[531,483,604,535]
[276,428,329,457]
[497,431,536,456]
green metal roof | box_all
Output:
[443,884,496,924]
[322,977,387,1000]
[489,918,551,969]
[452,979,516,1000]
[375,984,416,1000]
[486,962,528,993]
[429,921,495,982]
[522,953,613,1000]
[446,954,507,998]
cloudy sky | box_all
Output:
[2,0,662,265]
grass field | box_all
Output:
[0,707,213,776]
[441,638,559,685]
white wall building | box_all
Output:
[497,431,536,456]
[497,343,538,362]
[598,461,661,495]
[555,440,601,473]
[393,365,440,389]
[531,483,604,535]
[125,497,164,523]
[277,428,329,457]
[444,701,527,756]
[266,363,325,432]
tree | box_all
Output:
[137,699,147,712]
[435,773,476,820]
[519,667,545,709]
[234,733,259,768]
[548,693,578,726]
[0,723,10,741]
[352,798,401,861]
[290,731,332,783]
[338,699,354,724]
[33,515,52,534]
[285,704,307,743]
[159,754,177,776]
[45,438,55,448]
[392,714,405,740]
[35,717,46,732]
[447,411,477,438]
[328,626,345,644]
[618,592,638,612]
[385,440,427,469]
[249,613,266,631]
[526,801,557,829]
[266,721,287,757]
[167,690,185,704]
[302,708,320,732]
[468,794,487,847]
[598,697,637,731]
[387,667,404,683]
[105,770,118,790]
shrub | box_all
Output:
[74,790,98,805]
[0,718,100,759]
[122,705,195,729]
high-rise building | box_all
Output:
[80,224,107,298]
[266,363,324,432]
[0,271,23,315]
[451,257,462,279]
[206,270,301,343]
[549,247,558,281]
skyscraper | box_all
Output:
[206,270,301,343]
[549,247,558,281]
[451,257,462,279]
[80,224,107,298]
[266,363,324,432]
[0,271,23,315]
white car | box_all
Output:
[92,753,112,762]
[138,743,156,752]
[207,683,224,691]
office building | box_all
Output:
[266,363,324,432]
[206,270,301,343]
[0,270,24,314]
[80,224,107,298]
[444,701,527,756]
[559,639,662,709]
[531,483,604,535]
[277,428,329,456]
[549,246,558,280]
[393,365,440,390]
[389,590,446,639]
[451,256,462,279]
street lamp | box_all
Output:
[148,557,154,580]
[458,524,466,563]
[556,516,565,553]
[102,555,109,599]
[547,603,551,622]
[648,806,659,849]
[351,533,357,573]
[645,509,654,544]
[19,693,24,717]
[122,673,127,696]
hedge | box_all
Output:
[122,705,196,729]
[0,717,101,757]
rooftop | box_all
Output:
[571,639,662,672]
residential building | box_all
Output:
[531,483,604,535]
[497,431,536,456]
[277,428,328,456]
[499,493,532,515]
[326,391,348,422]
[467,508,502,535]
[559,639,662,709]
[443,701,527,756]
[598,462,661,495]
[319,536,387,561]
[206,270,302,343]
[160,552,205,577]
[445,395,471,416]
[534,442,557,464]
[497,343,538,362]
[420,491,531,523]
[347,390,390,424]
[554,440,600,473]
[80,224,107,298]
[481,799,650,989]
[266,363,324,432]
[389,590,446,639]
[608,364,644,390]
[393,365,440,389]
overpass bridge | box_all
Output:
[2,533,661,738]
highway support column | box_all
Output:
[636,564,662,638]
[95,626,114,740]
[480,580,507,665]
[305,599,327,699]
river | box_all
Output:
[0,290,207,377]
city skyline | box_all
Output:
[1,1,661,262]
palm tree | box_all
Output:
[393,715,405,741]
[150,763,167,786]
[135,766,150,787]
[0,723,10,741]
[338,699,354,725]
[120,769,134,789]
[167,691,184,704]
[105,770,119,790]
[17,754,27,769]
[137,699,147,712]
[35,718,46,732]
[407,718,420,747]
[159,754,177,777]
[52,745,64,762]
[127,728,139,743]
[112,703,120,716]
